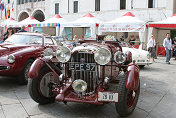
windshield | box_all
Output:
[120,42,132,48]
[4,34,43,45]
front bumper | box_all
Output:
[135,59,153,65]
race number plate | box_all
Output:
[70,63,96,71]
[98,92,118,102]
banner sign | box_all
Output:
[99,23,145,32]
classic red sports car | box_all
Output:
[28,39,140,117]
[0,32,57,84]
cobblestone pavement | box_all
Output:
[0,57,176,118]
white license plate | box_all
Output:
[98,92,118,102]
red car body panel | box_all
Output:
[0,32,57,77]
[126,63,140,90]
[28,58,45,79]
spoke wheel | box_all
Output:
[28,66,61,104]
[39,72,58,98]
[115,72,140,117]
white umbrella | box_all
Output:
[16,16,40,27]
[42,14,67,24]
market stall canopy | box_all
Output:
[63,13,102,27]
[149,13,176,28]
[15,16,40,27]
[99,12,146,32]
[0,18,18,27]
[38,14,67,27]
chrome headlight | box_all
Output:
[43,48,54,59]
[7,54,15,64]
[114,51,126,63]
[94,48,111,65]
[72,79,87,93]
[56,46,71,63]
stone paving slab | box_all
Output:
[0,91,20,105]
[0,107,5,118]
[0,57,175,118]
[2,103,29,118]
[137,90,163,112]
[149,84,176,118]
[14,85,31,100]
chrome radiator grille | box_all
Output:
[71,52,97,93]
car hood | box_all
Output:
[122,47,149,58]
[0,43,34,56]
[71,43,111,54]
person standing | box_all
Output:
[18,26,27,32]
[163,33,172,64]
[147,35,156,62]
[3,27,14,41]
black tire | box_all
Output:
[27,66,61,104]
[139,65,145,68]
[115,72,140,117]
[18,59,34,85]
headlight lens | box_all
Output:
[43,48,54,59]
[7,54,15,64]
[72,79,87,93]
[114,51,126,63]
[94,48,111,65]
[56,46,71,63]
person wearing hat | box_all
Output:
[18,26,27,33]
[3,27,14,41]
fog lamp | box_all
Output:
[72,79,87,93]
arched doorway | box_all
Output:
[32,10,45,22]
[18,12,29,21]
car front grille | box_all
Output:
[70,52,97,94]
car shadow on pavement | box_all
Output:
[0,76,19,91]
[37,102,120,118]
[139,66,165,73]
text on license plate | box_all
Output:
[98,92,118,102]
[70,63,96,71]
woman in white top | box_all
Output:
[147,35,156,62]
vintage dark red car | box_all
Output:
[28,39,140,117]
[0,32,57,84]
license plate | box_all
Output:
[70,63,96,71]
[98,92,118,102]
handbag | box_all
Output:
[148,47,152,52]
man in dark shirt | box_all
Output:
[18,26,27,32]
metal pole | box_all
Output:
[0,9,2,39]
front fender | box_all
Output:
[28,58,45,79]
[126,63,140,90]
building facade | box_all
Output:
[2,0,176,45]
[13,0,176,22]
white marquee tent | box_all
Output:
[0,18,18,27]
[99,12,146,49]
[61,13,102,39]
[41,14,67,36]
